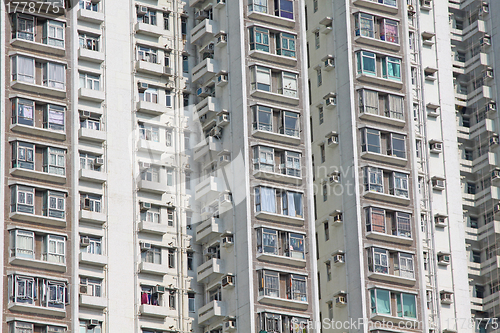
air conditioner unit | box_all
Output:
[79,284,88,294]
[481,35,491,46]
[490,137,499,146]
[333,254,345,264]
[217,74,228,84]
[432,179,445,189]
[486,101,497,113]
[329,174,340,184]
[139,82,149,90]
[196,87,204,97]
[438,254,450,264]
[217,33,228,45]
[140,162,151,170]
[95,158,104,166]
[494,202,500,213]
[327,135,338,146]
[81,111,91,119]
[140,242,152,251]
[203,247,217,255]
[225,319,236,328]
[430,142,442,153]
[154,285,166,294]
[324,58,335,69]
[83,198,91,210]
[138,6,148,15]
[435,216,446,225]
[422,0,432,7]
[492,169,500,180]
[140,202,151,211]
[483,68,494,80]
[222,274,235,287]
[217,0,226,5]
[217,113,230,126]
[481,2,490,14]
[199,114,208,123]
[440,292,453,303]
[81,237,91,247]
[335,296,347,305]
[219,154,231,164]
[325,96,337,107]
[222,235,234,246]
[333,213,342,223]
[89,319,99,328]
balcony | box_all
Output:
[77,8,104,23]
[79,252,108,267]
[192,58,219,84]
[80,295,107,309]
[78,48,105,63]
[248,50,297,67]
[196,217,222,243]
[10,168,66,184]
[191,19,217,45]
[138,179,167,194]
[8,302,66,317]
[79,169,106,184]
[356,74,403,89]
[79,127,106,143]
[250,89,300,106]
[195,176,223,201]
[10,123,66,140]
[255,210,304,226]
[9,211,66,227]
[194,136,222,161]
[256,252,306,268]
[363,190,410,205]
[257,295,308,310]
[197,258,224,282]
[11,80,66,98]
[138,221,168,235]
[352,0,398,14]
[9,256,66,272]
[139,261,169,276]
[196,96,218,117]
[253,169,302,185]
[79,87,105,102]
[137,139,165,155]
[135,22,164,37]
[358,111,406,128]
[136,100,165,116]
[251,128,301,145]
[135,61,171,77]
[247,10,295,28]
[366,231,413,245]
[360,152,407,167]
[198,300,226,325]
[79,210,106,225]
[140,304,174,318]
[367,271,416,286]
[10,38,65,56]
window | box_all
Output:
[79,0,98,11]
[366,207,386,233]
[188,293,195,312]
[43,191,65,219]
[364,167,383,192]
[43,20,64,48]
[391,172,409,198]
[137,46,157,63]
[282,190,303,217]
[12,98,34,126]
[361,128,381,153]
[166,168,173,186]
[166,129,172,147]
[12,55,35,83]
[80,115,100,130]
[187,252,193,270]
[313,0,318,12]
[369,248,388,273]
[317,68,322,87]
[165,90,172,107]
[288,233,305,259]
[11,275,35,304]
[10,229,34,259]
[324,221,329,241]
[386,94,404,120]
[320,144,325,163]
[43,62,65,89]
[140,285,161,306]
[80,153,102,171]
[167,209,174,226]
[277,33,296,57]
[44,105,65,131]
[168,248,175,268]
[12,142,34,170]
[163,12,169,30]
[252,105,272,131]
[285,151,301,177]
[258,228,278,255]
[141,205,160,223]
[181,17,187,37]
[141,166,160,183]
[44,147,66,175]
[355,13,374,38]
[251,66,271,91]
[139,123,159,142]
[80,193,102,213]
[141,246,161,264]
[249,27,270,52]
[289,275,307,301]
[399,253,414,278]
[82,236,102,255]
[326,262,332,281]
[259,270,279,297]
[168,289,176,309]
[80,277,102,297]
[357,51,376,75]
[139,8,157,25]
[389,134,406,158]
[13,14,34,41]
[370,289,390,315]
[381,19,398,43]
[275,0,293,19]
[282,111,300,137]
[393,212,411,238]
[182,55,188,73]
[255,187,276,213]
[185,172,191,190]
[382,57,401,81]
[11,185,35,214]
[315,31,320,49]
[359,89,378,115]
[253,146,275,172]
[79,72,100,90]
[44,235,65,263]
[46,280,66,308]
[323,184,327,202]
[249,0,267,13]
[139,87,158,103]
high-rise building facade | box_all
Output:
[1,0,318,332]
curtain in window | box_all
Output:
[383,20,398,43]
[386,58,401,79]
[277,0,293,19]
[387,95,404,119]
[402,294,416,318]
[260,187,276,213]
[47,63,65,89]
[282,73,297,97]
[375,289,391,314]
[16,56,35,83]
[16,231,34,258]
[263,231,277,254]
[289,234,304,259]
[371,208,385,233]
[18,102,34,125]
[359,14,374,38]
[48,108,64,127]
[363,90,378,114]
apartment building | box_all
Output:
[1,0,318,332]
[306,0,472,331]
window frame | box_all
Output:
[382,56,402,81]
[249,27,270,52]
[364,167,383,192]
[10,229,35,259]
[43,20,65,48]
[356,51,376,76]
[11,185,35,214]
[277,32,296,57]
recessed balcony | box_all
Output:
[192,58,219,84]
[11,81,66,98]
[79,210,106,225]
[138,221,169,235]
[255,210,304,226]
[79,295,107,309]
[195,176,223,201]
[10,123,66,140]
[10,38,65,56]
[8,302,66,317]
[139,261,169,276]
[196,217,223,243]
[79,252,108,267]
[9,256,66,272]
[10,168,66,184]
[135,61,171,77]
[250,89,300,106]
[77,8,104,24]
[191,19,217,45]
[257,295,308,310]
[79,128,106,142]
[138,179,167,194]
[135,22,164,37]
[140,304,174,318]
[78,48,105,63]
[9,211,66,227]
[256,252,306,268]
[198,300,226,325]
[136,100,165,116]
[79,87,105,102]
[79,169,106,183]
[197,258,224,282]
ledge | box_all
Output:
[366,231,413,245]
[10,168,67,184]
[250,89,300,106]
[257,295,308,310]
[367,271,416,285]
[9,211,66,227]
[79,252,107,267]
[8,302,66,317]
[363,190,410,205]
[10,123,66,140]
[79,294,107,309]
[11,81,66,98]
[79,169,106,183]
[255,210,304,226]
[79,210,106,225]
[11,38,65,56]
[247,11,295,28]
[251,129,301,145]
[9,256,66,272]
[138,221,169,235]
[256,252,306,268]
